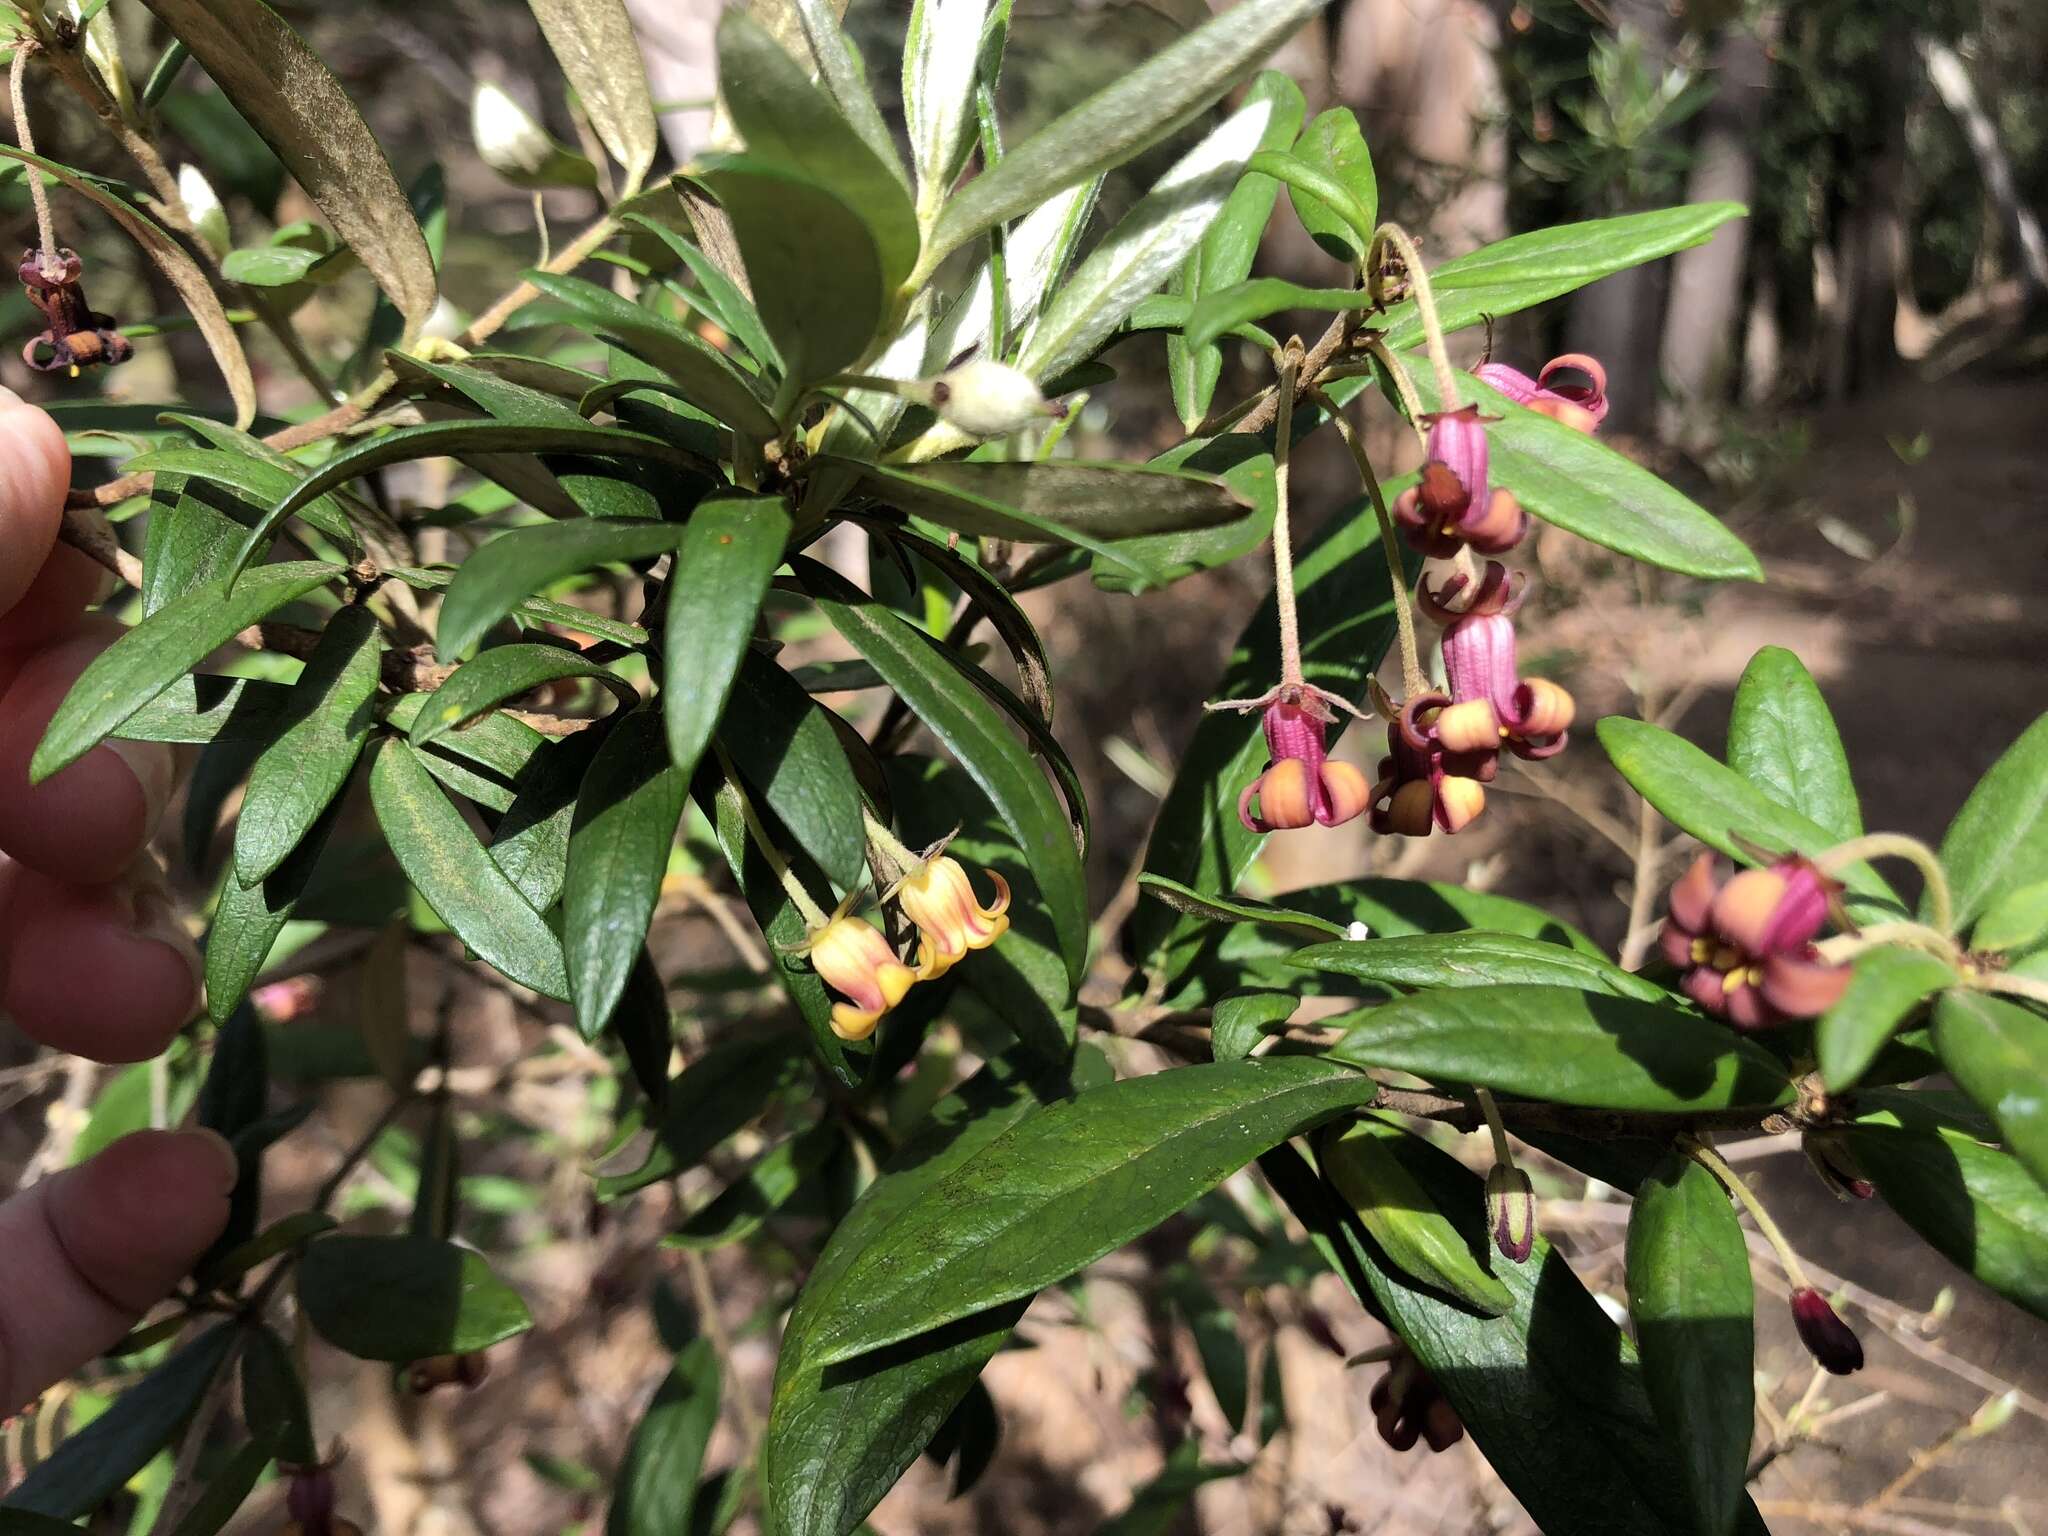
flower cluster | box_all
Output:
[1658,853,1849,1030]
[794,850,1010,1042]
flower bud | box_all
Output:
[471,82,554,179]
[177,165,230,259]
[927,359,1063,438]
[1484,1163,1536,1263]
[1790,1288,1864,1375]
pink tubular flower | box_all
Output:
[1422,561,1575,761]
[1392,406,1527,557]
[1368,694,1493,837]
[1657,852,1850,1030]
[1238,692,1371,835]
[1474,353,1609,434]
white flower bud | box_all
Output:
[177,164,230,259]
[471,82,555,180]
[927,359,1061,438]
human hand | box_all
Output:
[0,387,237,1410]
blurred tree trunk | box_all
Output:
[625,0,722,159]
[1564,0,1675,437]
[1822,32,1911,401]
[1656,17,1772,443]
[1918,36,2048,304]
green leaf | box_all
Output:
[30,561,341,783]
[1131,494,1406,964]
[164,1431,274,1536]
[2,1328,236,1518]
[1320,1118,1513,1315]
[1160,1266,1249,1432]
[1726,645,1861,842]
[0,144,256,427]
[795,558,1085,984]
[439,518,685,661]
[804,1057,1374,1367]
[1626,1151,1754,1536]
[117,674,294,745]
[782,0,904,186]
[522,272,780,437]
[491,729,606,914]
[1261,1139,1771,1536]
[528,0,660,194]
[1596,716,1902,918]
[1210,989,1295,1064]
[1377,204,1747,353]
[140,480,249,618]
[1845,1100,2048,1320]
[717,653,867,891]
[207,798,342,1022]
[1017,95,1281,385]
[368,741,571,998]
[234,605,382,884]
[1974,881,2048,953]
[1394,363,1760,583]
[1935,990,2048,1190]
[664,495,791,774]
[1291,933,1669,1003]
[221,243,326,285]
[903,0,993,219]
[1937,713,2048,933]
[411,643,632,748]
[608,1339,721,1536]
[666,1123,837,1249]
[297,1234,532,1361]
[201,1210,338,1292]
[136,0,436,344]
[1816,945,1958,1092]
[128,443,360,551]
[762,1047,1109,1536]
[1326,985,1794,1112]
[623,213,783,371]
[863,521,1052,723]
[1279,107,1376,262]
[717,10,916,297]
[695,157,884,391]
[1136,875,1347,943]
[924,0,1322,274]
[1184,276,1361,351]
[566,711,689,1038]
[240,1325,316,1464]
[598,1030,809,1198]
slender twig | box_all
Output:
[1371,223,1460,407]
[1618,793,1667,971]
[1314,386,1425,697]
[1815,834,1955,936]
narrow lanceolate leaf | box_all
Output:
[763,1048,1111,1536]
[924,0,1323,274]
[1846,1095,2048,1320]
[663,494,789,776]
[1392,365,1760,583]
[525,272,779,437]
[622,213,782,370]
[439,518,685,661]
[30,561,341,783]
[1262,1139,1773,1536]
[129,442,360,551]
[1185,277,1361,351]
[1376,203,1747,354]
[716,653,867,891]
[566,712,689,1039]
[696,157,884,390]
[608,1340,721,1536]
[136,0,436,344]
[208,798,341,1021]
[1937,712,2048,933]
[1320,1118,1513,1316]
[1290,933,1668,1003]
[794,557,1086,985]
[904,0,992,219]
[785,0,903,182]
[0,1327,236,1519]
[490,729,603,914]
[928,176,1101,367]
[596,1029,810,1198]
[116,674,294,745]
[528,0,659,194]
[1017,95,1276,385]
[412,643,635,748]
[842,458,1249,549]
[1596,717,1902,918]
[718,10,917,297]
[1136,875,1345,942]
[234,605,382,884]
[1816,946,1958,1092]
[804,1057,1375,1367]
[297,1235,532,1361]
[1627,1151,1754,1536]
[1279,107,1376,263]
[1325,985,1794,1113]
[1727,645,1862,841]
[369,741,570,998]
[0,146,255,426]
[1934,990,2048,1190]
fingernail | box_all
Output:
[107,738,173,832]
[181,1127,242,1191]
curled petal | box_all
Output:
[898,856,1011,976]
[806,916,918,1040]
[1722,974,1771,1032]
[1669,852,1720,934]
[1436,698,1502,756]
[1509,677,1575,744]
[1384,779,1436,837]
[1712,868,1791,955]
[1759,858,1835,951]
[1536,353,1608,431]
[1394,483,1464,558]
[1473,360,1540,404]
[1460,487,1528,553]
[1683,964,1730,1018]
[1759,948,1849,1020]
[1318,761,1371,827]
[1247,757,1315,831]
[1658,920,1698,970]
[1435,775,1486,833]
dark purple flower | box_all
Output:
[1658,853,1850,1030]
[1238,689,1370,834]
[1790,1287,1865,1375]
[1369,693,1493,837]
[1392,405,1528,557]
[19,247,133,375]
[1422,561,1575,762]
[1370,1345,1465,1453]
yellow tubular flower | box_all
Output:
[895,856,1011,980]
[802,916,919,1041]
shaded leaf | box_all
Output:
[595,1030,809,1198]
[529,0,660,193]
[439,518,685,661]
[297,1235,532,1361]
[1938,713,2048,933]
[1291,932,1668,1002]
[412,643,633,747]
[608,1339,721,1536]
[1934,990,2048,1190]
[663,495,791,774]
[717,653,867,891]
[1209,989,1295,1064]
[1816,945,1958,1092]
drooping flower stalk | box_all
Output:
[9,45,61,279]
[716,747,830,931]
[1812,832,1954,936]
[1269,344,1306,691]
[1315,386,1426,701]
[1371,223,1461,410]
